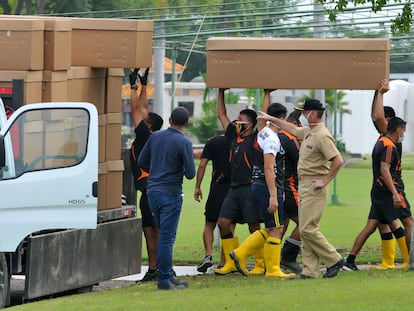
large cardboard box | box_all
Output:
[206,37,390,90]
[105,112,122,161]
[44,19,72,70]
[0,16,72,70]
[98,162,107,211]
[70,18,153,68]
[0,18,44,70]
[42,70,68,102]
[97,160,124,211]
[105,160,124,210]
[98,114,107,163]
[105,68,124,113]
[0,70,43,104]
[67,66,106,113]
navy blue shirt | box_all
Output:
[138,127,196,194]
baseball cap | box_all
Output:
[170,106,189,125]
[295,98,325,111]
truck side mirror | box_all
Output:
[0,135,5,168]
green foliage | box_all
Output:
[316,0,412,34]
[187,99,219,143]
[187,85,239,143]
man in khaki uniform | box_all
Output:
[258,98,344,279]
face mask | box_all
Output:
[398,135,404,143]
[234,121,251,136]
[299,113,309,127]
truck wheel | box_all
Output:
[0,253,9,308]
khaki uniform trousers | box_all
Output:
[298,176,341,278]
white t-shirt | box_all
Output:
[257,125,281,156]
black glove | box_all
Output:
[129,68,139,89]
[137,67,149,86]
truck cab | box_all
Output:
[0,99,141,307]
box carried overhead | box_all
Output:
[71,18,153,68]
[206,37,390,90]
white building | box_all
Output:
[341,79,414,155]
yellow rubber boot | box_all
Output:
[264,237,296,278]
[396,236,410,269]
[375,238,396,269]
[215,237,238,275]
[249,247,265,275]
[230,229,267,276]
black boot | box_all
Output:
[281,238,302,273]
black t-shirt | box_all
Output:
[225,124,256,187]
[278,130,300,183]
[201,134,231,184]
[372,136,404,193]
[130,121,151,191]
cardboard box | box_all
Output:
[105,68,124,113]
[98,114,106,163]
[98,162,107,211]
[0,16,71,70]
[97,160,124,210]
[67,66,106,113]
[0,18,44,70]
[42,70,68,102]
[206,37,390,90]
[0,70,43,104]
[106,160,124,210]
[70,18,153,68]
[44,19,72,70]
[105,112,122,161]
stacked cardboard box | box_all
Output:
[0,16,153,210]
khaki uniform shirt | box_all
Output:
[296,123,340,176]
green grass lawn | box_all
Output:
[9,158,414,310]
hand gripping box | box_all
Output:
[70,18,153,68]
[206,37,390,90]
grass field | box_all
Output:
[9,155,414,310]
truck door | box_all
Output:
[0,101,98,252]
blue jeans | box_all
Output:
[147,191,183,286]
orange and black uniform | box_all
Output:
[218,124,260,224]
[369,136,410,223]
[278,129,300,218]
[129,120,155,228]
[201,134,231,222]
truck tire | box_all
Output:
[0,253,9,308]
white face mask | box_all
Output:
[398,135,404,143]
[299,112,311,127]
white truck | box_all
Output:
[0,99,141,307]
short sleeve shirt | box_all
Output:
[296,123,340,176]
[130,121,151,191]
[201,134,231,184]
[252,126,281,184]
[372,136,404,193]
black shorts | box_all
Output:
[205,181,230,222]
[219,185,261,224]
[284,189,299,219]
[139,190,157,228]
[368,189,400,224]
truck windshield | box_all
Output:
[0,108,90,179]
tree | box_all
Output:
[187,73,239,143]
[316,0,412,34]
